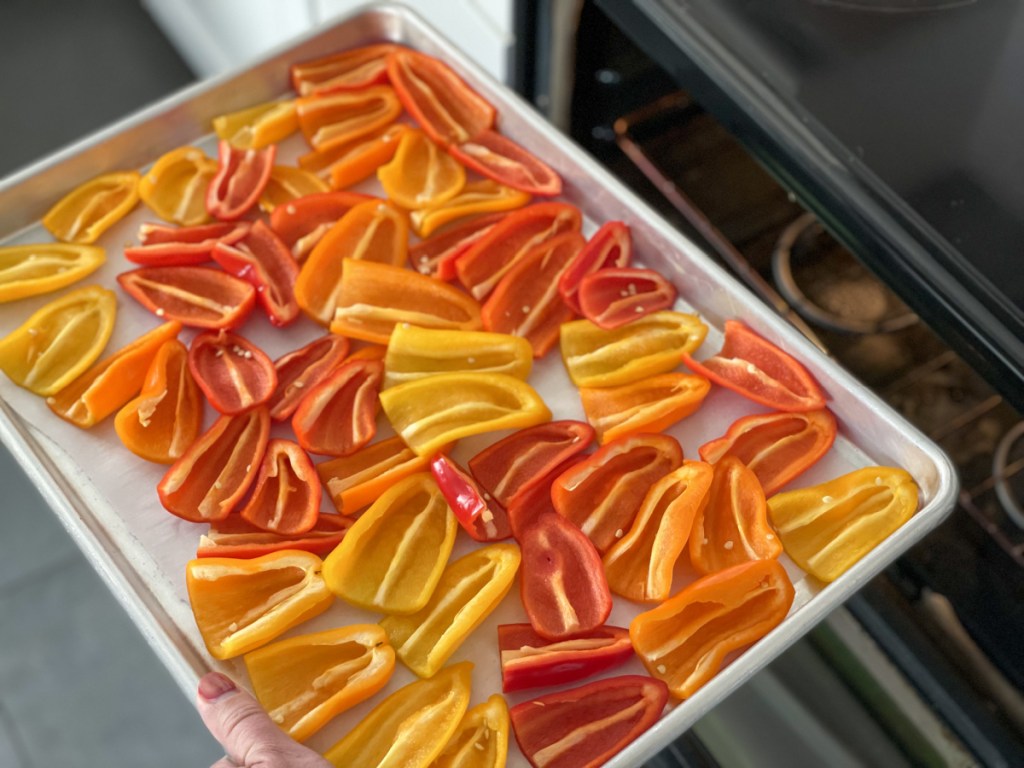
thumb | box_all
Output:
[196,672,332,768]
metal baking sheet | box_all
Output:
[0,5,957,766]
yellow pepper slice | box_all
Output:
[410,179,530,238]
[380,372,551,457]
[0,243,105,302]
[213,99,298,149]
[381,543,520,678]
[139,146,218,225]
[378,128,466,210]
[42,171,140,244]
[258,165,329,213]
[244,624,395,742]
[0,285,116,396]
[322,473,457,614]
[768,466,919,582]
[430,694,510,768]
[324,662,473,768]
[383,324,533,389]
[560,310,708,388]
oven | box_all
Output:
[513,1,1024,765]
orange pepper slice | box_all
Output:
[139,146,217,226]
[258,165,329,213]
[212,99,298,149]
[42,171,140,244]
[377,128,466,210]
[291,43,401,97]
[0,243,105,303]
[317,435,434,515]
[409,179,530,238]
[296,85,403,150]
[579,372,711,444]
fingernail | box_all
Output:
[198,672,237,701]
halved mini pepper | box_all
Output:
[409,180,530,238]
[578,267,678,330]
[498,624,634,693]
[257,165,329,213]
[630,558,795,698]
[239,439,322,535]
[185,550,334,660]
[212,99,298,149]
[139,146,217,226]
[196,514,352,559]
[268,190,374,261]
[557,221,632,315]
[768,465,919,582]
[206,140,276,221]
[298,123,409,189]
[317,435,434,515]
[430,454,512,542]
[290,43,400,96]
[451,129,562,197]
[42,171,140,244]
[125,221,249,267]
[322,472,457,614]
[506,454,585,541]
[579,372,710,444]
[188,329,277,415]
[291,358,382,457]
[0,243,106,302]
[408,212,504,280]
[682,319,827,412]
[244,624,395,742]
[118,265,256,329]
[378,128,466,209]
[432,694,509,768]
[267,334,350,421]
[381,543,520,678]
[296,85,402,150]
[211,220,300,327]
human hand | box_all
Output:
[197,671,333,768]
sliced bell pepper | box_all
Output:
[205,140,276,221]
[322,472,457,614]
[409,180,530,239]
[387,48,496,146]
[451,129,562,197]
[455,202,582,300]
[430,454,512,542]
[188,329,277,415]
[295,201,409,325]
[380,371,551,457]
[579,372,710,444]
[630,558,795,698]
[699,409,838,497]
[42,171,140,244]
[560,310,708,388]
[269,190,374,261]
[47,320,181,428]
[212,99,298,150]
[239,439,322,535]
[551,432,684,554]
[0,284,116,396]
[244,624,395,742]
[381,543,520,678]
[291,358,382,457]
[267,334,350,421]
[117,265,256,329]
[768,465,919,582]
[329,258,483,343]
[139,146,218,226]
[296,85,402,150]
[196,513,352,559]
[603,461,714,603]
[509,675,668,768]
[382,324,532,389]
[518,512,613,641]
[378,128,466,209]
[157,407,270,523]
[317,435,433,515]
[290,43,400,96]
[682,319,827,412]
[323,662,472,768]
[409,212,504,280]
[125,221,249,266]
[506,454,584,541]
[298,123,409,189]
[578,267,678,330]
[498,624,634,693]
[115,338,202,464]
[0,243,105,302]
[432,694,509,768]
[185,550,334,660]
[257,165,329,213]
[481,231,585,357]
[211,220,300,326]
[557,221,632,315]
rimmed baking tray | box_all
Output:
[0,4,957,766]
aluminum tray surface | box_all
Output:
[0,5,957,767]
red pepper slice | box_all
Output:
[296,85,402,150]
[558,221,632,315]
[429,453,511,542]
[510,675,668,768]
[196,513,352,559]
[205,140,276,221]
[450,129,562,197]
[266,335,350,421]
[506,454,584,541]
[290,43,399,96]
[268,190,374,261]
[551,432,684,554]
[498,624,634,693]
[239,439,322,534]
[211,220,300,327]
[481,231,585,357]
[125,221,249,266]
[386,48,496,146]
[518,512,612,640]
[682,320,827,411]
[117,265,256,329]
[291,358,382,456]
[408,212,504,280]
[456,202,582,300]
[188,330,277,415]
[578,267,678,330]
[699,409,837,497]
[158,407,270,523]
